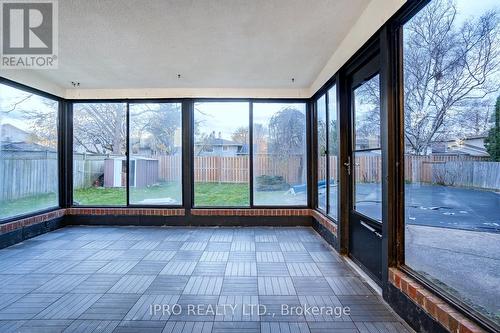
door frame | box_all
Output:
[338,37,380,256]
[310,26,396,291]
[347,55,383,284]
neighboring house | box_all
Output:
[432,135,489,157]
[195,131,248,156]
[129,135,181,157]
[1,123,30,143]
[1,124,55,153]
[1,141,56,153]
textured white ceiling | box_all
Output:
[22,0,371,90]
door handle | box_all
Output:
[360,221,382,238]
[343,156,351,175]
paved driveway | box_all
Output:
[405,184,500,233]
[406,225,500,323]
[321,183,500,233]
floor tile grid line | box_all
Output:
[0,227,413,333]
[299,230,415,331]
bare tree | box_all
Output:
[231,127,248,144]
[131,104,181,155]
[1,94,58,149]
[452,99,494,137]
[404,0,500,155]
[268,107,306,180]
[73,103,126,155]
[269,107,306,156]
[354,76,381,147]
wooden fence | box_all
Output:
[0,151,58,201]
[317,155,491,185]
[404,155,489,183]
[1,152,497,201]
[432,161,500,190]
[73,154,106,189]
[157,155,181,182]
[192,155,306,184]
[73,154,307,187]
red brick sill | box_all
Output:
[389,268,486,333]
[1,208,338,240]
[311,210,338,236]
[190,208,311,216]
[66,208,185,216]
[0,209,66,234]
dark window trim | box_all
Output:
[71,101,129,207]
[0,77,63,223]
[313,83,340,224]
[392,0,499,331]
[191,100,251,208]
[127,101,184,207]
[191,99,309,209]
[326,83,339,222]
[249,101,254,207]
[251,100,309,208]
[126,103,130,206]
[315,94,327,214]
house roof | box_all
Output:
[195,137,242,147]
[446,143,489,157]
[1,141,56,152]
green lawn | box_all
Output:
[74,187,127,205]
[74,182,182,205]
[194,182,249,206]
[1,182,305,219]
[74,182,250,206]
[0,193,58,220]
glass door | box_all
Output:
[347,56,383,283]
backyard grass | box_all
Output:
[74,182,250,206]
[74,187,127,205]
[1,182,305,219]
[0,193,58,220]
[194,182,249,206]
[74,182,182,205]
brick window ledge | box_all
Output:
[0,209,66,235]
[311,209,338,236]
[190,208,311,216]
[1,208,338,238]
[389,268,486,333]
[66,208,185,216]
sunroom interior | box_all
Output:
[0,0,499,332]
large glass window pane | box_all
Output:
[327,86,338,219]
[73,103,127,206]
[403,0,500,325]
[354,77,380,150]
[194,102,249,207]
[253,103,307,206]
[317,95,327,211]
[0,84,59,219]
[129,103,182,205]
[353,75,381,221]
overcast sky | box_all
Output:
[455,0,499,23]
[195,102,306,141]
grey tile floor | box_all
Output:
[0,226,411,333]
